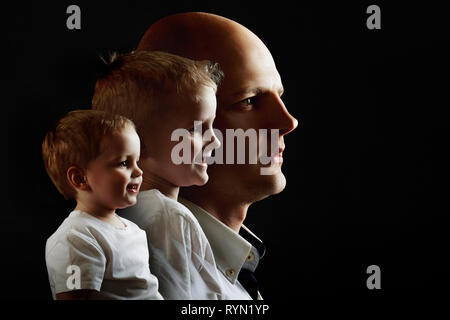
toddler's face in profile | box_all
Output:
[84,127,143,210]
[142,85,219,187]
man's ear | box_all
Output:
[67,166,89,191]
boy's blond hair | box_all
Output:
[42,109,135,199]
[91,50,223,139]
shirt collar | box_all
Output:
[179,197,264,284]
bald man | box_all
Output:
[134,12,297,299]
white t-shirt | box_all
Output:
[122,189,225,300]
[45,210,163,300]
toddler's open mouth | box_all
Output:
[126,183,140,193]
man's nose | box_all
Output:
[270,96,298,136]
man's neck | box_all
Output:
[182,192,250,232]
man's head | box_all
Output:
[138,13,298,205]
[92,51,223,188]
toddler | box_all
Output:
[42,109,163,300]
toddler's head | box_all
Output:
[92,51,223,187]
[42,110,142,210]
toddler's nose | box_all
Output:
[132,164,143,178]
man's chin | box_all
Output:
[250,169,286,203]
[266,170,286,194]
[183,163,287,202]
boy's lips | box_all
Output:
[195,161,208,168]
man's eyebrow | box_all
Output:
[231,87,263,97]
[231,86,284,97]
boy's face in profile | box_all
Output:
[140,85,219,187]
[83,127,143,210]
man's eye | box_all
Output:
[235,97,257,110]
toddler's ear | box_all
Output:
[67,166,89,191]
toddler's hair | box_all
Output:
[42,109,135,199]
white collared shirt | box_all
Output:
[122,189,225,300]
[179,198,264,300]
[122,189,264,300]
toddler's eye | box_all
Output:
[119,161,128,167]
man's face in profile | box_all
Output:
[136,13,298,202]
[208,36,298,201]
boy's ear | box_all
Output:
[67,166,89,191]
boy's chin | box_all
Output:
[181,173,209,187]
[195,175,209,186]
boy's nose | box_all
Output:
[202,127,221,149]
[209,128,221,149]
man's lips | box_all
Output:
[272,147,284,163]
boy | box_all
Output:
[42,109,163,300]
[92,51,226,299]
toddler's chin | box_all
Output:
[121,197,138,208]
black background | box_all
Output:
[3,0,447,303]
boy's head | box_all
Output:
[92,50,223,137]
[92,51,223,188]
[42,110,142,208]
